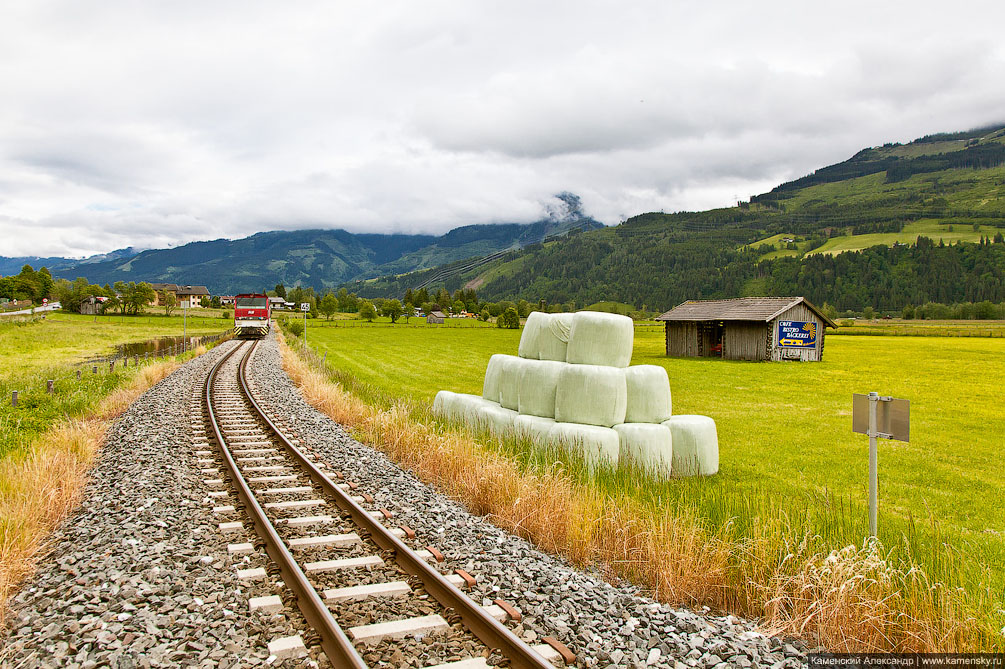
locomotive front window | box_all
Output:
[236,297,267,307]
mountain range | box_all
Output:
[5,126,1005,313]
[2,193,601,295]
[356,124,1005,313]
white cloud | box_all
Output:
[1,0,1003,257]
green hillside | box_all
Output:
[360,124,1005,314]
[42,208,601,295]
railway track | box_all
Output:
[195,339,575,667]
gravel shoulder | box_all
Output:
[1,334,810,668]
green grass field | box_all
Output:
[807,220,999,256]
[306,323,1003,534]
[301,319,1005,641]
[0,312,231,459]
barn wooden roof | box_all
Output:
[656,297,837,328]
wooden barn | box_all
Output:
[426,310,446,325]
[655,297,837,362]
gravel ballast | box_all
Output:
[1,334,810,668]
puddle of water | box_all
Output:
[83,335,219,363]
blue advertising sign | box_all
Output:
[777,320,817,348]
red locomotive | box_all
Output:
[234,293,271,339]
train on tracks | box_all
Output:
[234,293,271,339]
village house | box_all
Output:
[149,283,210,308]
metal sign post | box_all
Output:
[300,302,309,348]
[852,392,910,538]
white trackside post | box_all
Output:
[868,391,878,538]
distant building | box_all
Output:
[219,295,236,306]
[150,283,179,306]
[656,297,837,362]
[427,310,446,324]
[175,285,210,308]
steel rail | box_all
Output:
[205,340,367,668]
[236,341,553,669]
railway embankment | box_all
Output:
[1,332,807,667]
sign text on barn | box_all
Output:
[777,320,817,348]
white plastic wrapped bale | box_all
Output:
[614,423,673,479]
[537,313,574,361]
[469,404,519,436]
[452,393,502,430]
[497,355,531,411]
[513,414,557,444]
[517,359,565,418]
[432,390,458,421]
[554,364,627,427]
[662,415,719,476]
[623,365,673,423]
[482,354,508,402]
[517,312,548,359]
[550,422,620,471]
[565,311,634,367]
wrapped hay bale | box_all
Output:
[482,354,508,402]
[470,404,518,436]
[432,390,458,421]
[662,415,719,476]
[537,313,574,361]
[518,359,565,418]
[624,365,672,423]
[453,393,501,430]
[550,422,620,471]
[554,364,627,427]
[566,311,634,367]
[614,423,673,479]
[513,414,557,444]
[517,312,548,359]
[498,355,531,411]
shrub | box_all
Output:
[286,320,304,337]
[497,306,520,329]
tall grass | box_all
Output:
[0,362,179,628]
[279,335,998,651]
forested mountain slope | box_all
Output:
[359,125,1005,313]
[30,200,600,295]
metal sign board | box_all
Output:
[852,394,910,441]
[777,320,817,348]
[300,303,309,312]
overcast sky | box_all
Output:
[2,1,1003,258]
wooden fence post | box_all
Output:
[11,391,17,407]
[47,380,54,394]
[92,366,98,374]
[76,370,81,380]
[109,361,115,372]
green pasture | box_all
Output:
[808,220,999,256]
[305,322,1003,534]
[0,311,230,459]
[302,319,1005,638]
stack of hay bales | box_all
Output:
[433,310,719,477]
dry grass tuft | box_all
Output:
[0,359,181,628]
[280,337,982,652]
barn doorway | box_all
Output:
[698,321,725,357]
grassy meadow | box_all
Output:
[0,311,230,459]
[0,310,232,626]
[295,318,1005,650]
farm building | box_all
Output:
[427,310,446,324]
[655,297,837,362]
